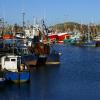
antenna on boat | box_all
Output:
[33,16,35,26]
[22,12,25,30]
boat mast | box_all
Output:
[22,12,25,31]
[0,18,4,36]
[87,24,91,42]
[12,25,15,55]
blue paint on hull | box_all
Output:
[4,71,30,83]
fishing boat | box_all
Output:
[1,55,30,83]
[94,35,100,47]
[1,38,38,66]
[48,33,57,43]
[57,32,70,44]
[17,45,38,66]
[31,42,50,65]
[25,19,60,65]
[82,26,96,47]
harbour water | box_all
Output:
[1,45,100,100]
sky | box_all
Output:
[0,0,100,26]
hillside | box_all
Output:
[50,22,100,33]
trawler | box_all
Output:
[1,54,30,83]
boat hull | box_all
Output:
[4,70,30,83]
[95,41,100,47]
[37,55,47,65]
[57,33,70,44]
[48,34,57,43]
[46,52,60,65]
[80,41,96,47]
[21,54,38,66]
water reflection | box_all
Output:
[0,83,31,100]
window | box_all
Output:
[11,59,16,61]
[5,57,10,61]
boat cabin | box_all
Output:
[1,55,21,72]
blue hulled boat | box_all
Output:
[1,55,30,83]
